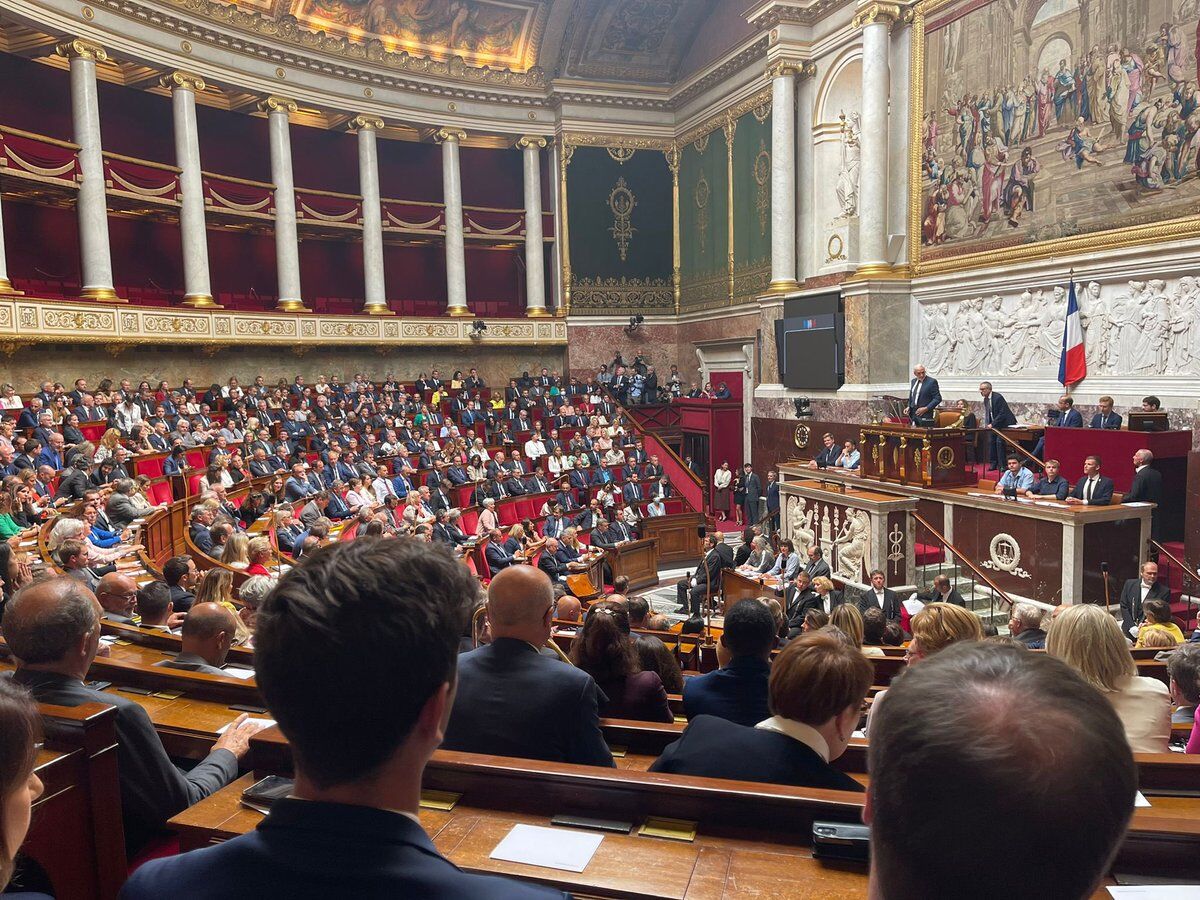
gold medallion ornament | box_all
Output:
[936,446,955,468]
[606,147,636,165]
[608,177,637,262]
[793,423,811,450]
[695,171,711,254]
[754,140,771,238]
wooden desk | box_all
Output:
[723,569,785,609]
[606,537,660,591]
[640,511,705,566]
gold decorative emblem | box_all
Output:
[693,133,710,154]
[913,448,922,468]
[608,177,637,262]
[695,171,710,253]
[606,147,635,165]
[793,423,811,449]
[826,233,846,262]
[936,446,955,468]
[754,140,771,238]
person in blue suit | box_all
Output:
[682,599,775,727]
[1089,396,1122,430]
[122,540,566,900]
[978,382,1017,470]
[1065,454,1114,506]
[907,365,942,426]
[1033,395,1082,459]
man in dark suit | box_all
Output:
[929,574,966,607]
[1118,560,1170,637]
[907,365,941,426]
[857,570,901,622]
[484,528,520,573]
[1089,395,1122,430]
[677,534,723,616]
[158,602,238,676]
[1124,449,1164,540]
[1065,454,1114,507]
[978,382,1017,470]
[784,571,821,636]
[803,545,831,581]
[651,631,869,790]
[444,565,614,768]
[4,577,263,856]
[123,539,564,900]
[683,599,775,726]
[163,555,198,613]
[537,538,570,582]
[741,464,763,525]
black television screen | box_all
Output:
[775,294,845,391]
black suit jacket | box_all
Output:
[122,798,565,900]
[1069,474,1115,506]
[907,377,942,422]
[538,552,569,581]
[650,715,863,791]
[980,391,1016,429]
[856,587,902,622]
[12,669,238,854]
[443,638,614,767]
[1118,578,1171,636]
[1124,467,1163,505]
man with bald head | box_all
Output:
[2,577,264,855]
[159,602,239,676]
[95,571,139,624]
[442,566,613,767]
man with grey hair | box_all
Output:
[1166,643,1200,726]
[1007,602,1046,648]
[1124,448,1164,540]
[2,577,265,855]
[867,643,1136,900]
[236,574,275,648]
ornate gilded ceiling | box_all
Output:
[208,0,723,84]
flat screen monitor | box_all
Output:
[775,294,844,392]
[1128,412,1169,432]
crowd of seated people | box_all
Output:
[0,536,1169,900]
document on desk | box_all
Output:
[490,823,603,873]
[218,717,275,734]
[219,665,257,680]
[1135,791,1152,808]
[1107,887,1200,898]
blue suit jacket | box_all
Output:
[120,798,566,900]
[981,392,1016,429]
[1058,408,1083,428]
[682,657,771,727]
[1090,412,1123,429]
[907,377,942,420]
[443,638,614,767]
[1069,474,1114,506]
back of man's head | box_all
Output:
[2,577,99,667]
[867,642,1136,900]
[486,565,554,644]
[135,581,173,624]
[180,602,237,662]
[721,599,777,659]
[625,595,649,626]
[555,595,582,624]
[255,538,474,789]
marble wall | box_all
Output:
[0,343,567,394]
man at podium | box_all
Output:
[906,365,941,426]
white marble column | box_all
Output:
[795,64,818,284]
[351,115,391,315]
[57,39,119,302]
[517,136,549,317]
[767,60,799,293]
[436,128,470,317]
[888,15,913,245]
[855,3,898,275]
[260,96,307,312]
[0,195,12,294]
[163,71,217,308]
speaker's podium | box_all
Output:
[858,424,974,488]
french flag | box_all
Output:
[1058,278,1087,387]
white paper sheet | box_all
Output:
[1107,887,1200,898]
[490,823,603,873]
[220,665,257,680]
[217,717,275,734]
[1134,791,1152,808]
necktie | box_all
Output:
[985,397,992,425]
[1085,477,1094,502]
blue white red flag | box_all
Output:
[1058,279,1087,387]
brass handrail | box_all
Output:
[973,427,1045,470]
[913,511,1015,610]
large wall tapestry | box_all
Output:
[912,0,1200,274]
[287,0,545,69]
[679,126,730,310]
[564,144,673,314]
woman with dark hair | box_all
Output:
[569,601,672,723]
[733,526,756,567]
[0,679,46,896]
[0,543,32,616]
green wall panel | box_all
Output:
[679,127,729,310]
[732,107,771,299]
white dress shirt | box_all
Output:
[755,716,831,762]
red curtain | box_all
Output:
[0,55,73,140]
[196,105,270,182]
[204,175,273,217]
[377,139,442,203]
[97,80,175,164]
[295,189,361,225]
[290,124,360,195]
[299,239,364,313]
[109,216,184,306]
[104,155,179,200]
[206,229,278,310]
[459,145,522,208]
[3,200,80,297]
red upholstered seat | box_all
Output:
[497,502,519,526]
[459,509,479,535]
[79,422,108,442]
[149,481,173,505]
[516,497,537,520]
[133,456,165,479]
[185,449,206,469]
[186,474,203,497]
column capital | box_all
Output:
[434,127,467,144]
[160,70,207,93]
[766,58,816,80]
[348,114,385,132]
[852,2,903,30]
[516,135,549,150]
[258,95,299,115]
[55,38,107,62]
